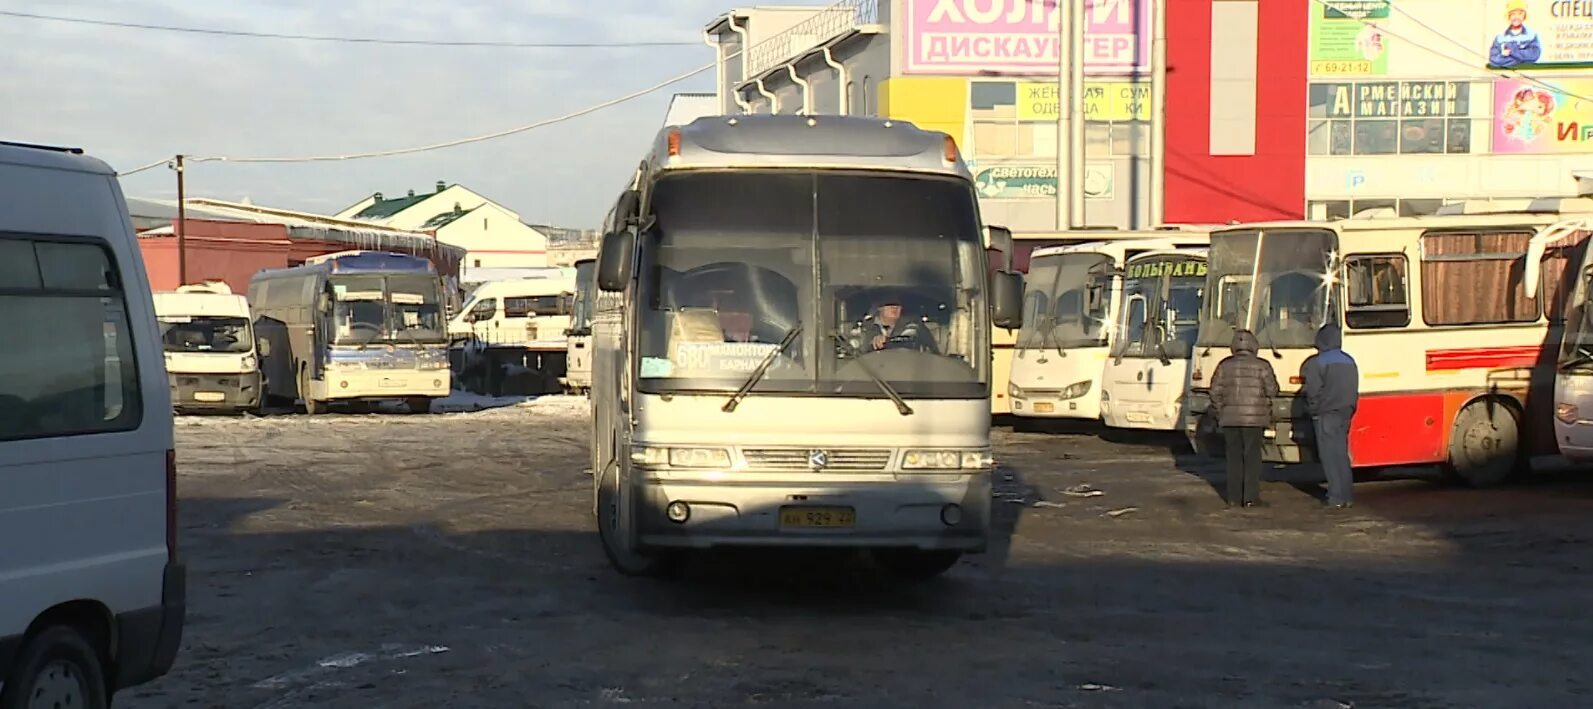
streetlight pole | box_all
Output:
[174,154,187,285]
[1067,0,1086,228]
[1054,0,1074,231]
[1149,0,1167,226]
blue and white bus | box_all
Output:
[249,250,451,414]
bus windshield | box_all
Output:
[1017,252,1113,350]
[159,316,253,353]
[1198,229,1338,349]
[1563,265,1593,370]
[331,274,446,346]
[635,170,988,399]
[1111,255,1206,360]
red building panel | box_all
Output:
[1164,0,1306,224]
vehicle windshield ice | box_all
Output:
[1017,251,1113,351]
[330,274,446,346]
[635,170,988,399]
[159,316,253,354]
[1111,255,1206,361]
[1198,229,1338,350]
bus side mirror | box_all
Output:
[991,271,1024,329]
[596,231,635,292]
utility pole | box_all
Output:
[1067,0,1086,228]
[1149,0,1167,226]
[1054,0,1074,231]
[174,154,187,285]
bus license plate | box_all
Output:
[193,392,225,402]
[1033,402,1055,413]
[779,506,855,529]
[379,378,408,388]
[1126,412,1152,423]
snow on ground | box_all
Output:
[173,393,587,426]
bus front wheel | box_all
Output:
[1444,400,1521,487]
[597,465,683,578]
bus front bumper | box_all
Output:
[632,471,992,553]
[168,371,261,412]
[1009,390,1100,420]
[1101,397,1181,431]
[316,369,451,401]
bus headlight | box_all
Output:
[242,355,257,370]
[1008,382,1024,400]
[902,449,993,470]
[630,446,732,469]
[1557,402,1580,424]
[1058,380,1092,400]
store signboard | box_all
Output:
[1315,80,1468,119]
[1015,81,1152,121]
[1309,0,1390,76]
[1492,78,1593,153]
[1485,0,1593,69]
[974,164,1115,200]
[903,0,1150,76]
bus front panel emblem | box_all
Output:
[808,450,829,470]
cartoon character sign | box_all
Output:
[1500,86,1556,144]
[1490,0,1543,68]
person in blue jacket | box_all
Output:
[1301,325,1359,510]
[1491,0,1543,68]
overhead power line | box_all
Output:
[0,9,700,48]
[116,54,734,173]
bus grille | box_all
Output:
[740,448,893,471]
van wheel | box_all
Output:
[597,464,682,578]
[1444,400,1521,487]
[874,550,962,580]
[0,626,109,709]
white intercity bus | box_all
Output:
[1186,204,1587,486]
[589,115,1023,579]
[1099,248,1208,431]
[1007,229,1210,426]
[249,251,451,415]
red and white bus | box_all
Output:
[1184,205,1589,486]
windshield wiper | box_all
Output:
[722,326,803,413]
[831,334,914,416]
[1254,321,1284,359]
[1563,346,1593,372]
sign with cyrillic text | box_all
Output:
[903,0,1151,76]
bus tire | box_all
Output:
[874,549,961,580]
[405,397,433,415]
[1444,399,1521,488]
[596,463,682,578]
[297,372,326,416]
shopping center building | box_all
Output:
[700,0,1593,229]
[701,0,1307,231]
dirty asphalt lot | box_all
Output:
[127,398,1593,708]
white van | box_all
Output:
[0,141,184,708]
[152,282,261,414]
[449,275,576,349]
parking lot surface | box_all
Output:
[129,399,1593,707]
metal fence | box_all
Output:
[744,0,880,78]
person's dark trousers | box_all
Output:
[1223,426,1264,505]
[1314,413,1354,505]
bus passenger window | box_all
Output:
[1344,255,1410,329]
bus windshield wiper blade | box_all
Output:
[832,334,914,416]
[722,325,802,413]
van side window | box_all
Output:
[0,235,142,440]
[504,295,568,318]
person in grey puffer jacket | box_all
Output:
[1301,325,1359,509]
[1209,330,1280,508]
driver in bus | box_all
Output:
[866,295,939,354]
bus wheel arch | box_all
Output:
[1443,395,1523,488]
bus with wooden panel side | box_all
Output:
[1185,204,1589,487]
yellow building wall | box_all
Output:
[878,77,969,148]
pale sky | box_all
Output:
[0,0,828,228]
